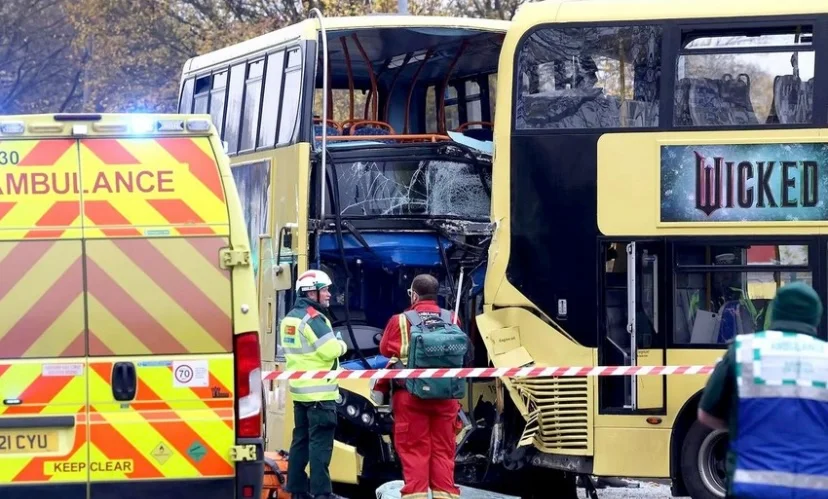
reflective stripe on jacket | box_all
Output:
[279,297,348,402]
[732,330,828,498]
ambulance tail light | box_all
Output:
[234,331,263,439]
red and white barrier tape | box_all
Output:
[261,365,714,381]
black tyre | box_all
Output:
[515,468,577,499]
[680,420,728,499]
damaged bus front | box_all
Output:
[179,13,507,494]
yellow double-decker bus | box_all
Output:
[179,12,509,495]
[479,0,826,497]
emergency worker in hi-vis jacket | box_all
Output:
[698,281,828,498]
[280,270,348,499]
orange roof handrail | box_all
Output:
[456,121,493,131]
[438,41,469,135]
[327,60,334,120]
[351,34,378,121]
[340,37,355,121]
[404,48,434,134]
[315,134,451,143]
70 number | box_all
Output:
[0,151,20,165]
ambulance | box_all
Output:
[0,113,263,499]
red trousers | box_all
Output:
[392,389,461,499]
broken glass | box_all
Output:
[332,159,490,220]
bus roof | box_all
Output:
[513,0,828,26]
[183,15,510,75]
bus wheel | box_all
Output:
[680,420,727,499]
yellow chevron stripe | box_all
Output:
[87,295,152,355]
[149,238,229,311]
[0,242,14,262]
[0,456,32,482]
[88,441,130,481]
[88,370,199,478]
[211,360,235,395]
[139,359,234,415]
[45,442,88,483]
[81,138,228,227]
[0,140,80,232]
[193,135,217,158]
[0,364,41,415]
[0,241,79,337]
[24,295,84,358]
[87,239,224,352]
[38,374,86,415]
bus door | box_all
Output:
[626,241,665,411]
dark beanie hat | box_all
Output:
[770,281,823,327]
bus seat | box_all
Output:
[720,73,758,125]
[348,120,395,136]
[313,118,342,149]
[347,120,396,143]
[770,74,813,124]
[716,300,755,343]
[688,76,757,126]
[674,78,693,126]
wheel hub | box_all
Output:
[697,429,727,498]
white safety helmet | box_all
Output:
[295,270,333,294]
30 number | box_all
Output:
[0,151,20,165]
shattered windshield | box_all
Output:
[332,160,490,219]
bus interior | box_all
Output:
[308,24,503,377]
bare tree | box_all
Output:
[0,0,85,113]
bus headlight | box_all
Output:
[337,388,378,429]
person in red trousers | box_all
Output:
[378,274,463,499]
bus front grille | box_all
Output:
[513,376,592,454]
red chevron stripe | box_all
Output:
[146,198,215,235]
[186,237,229,273]
[86,258,186,354]
[0,257,83,357]
[135,379,232,475]
[25,201,80,239]
[18,139,74,167]
[114,238,231,350]
[13,424,87,482]
[155,138,224,202]
[0,240,56,302]
[82,139,140,165]
[0,202,15,221]
[89,422,163,479]
[84,200,141,236]
[3,372,78,415]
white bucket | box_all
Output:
[375,480,520,499]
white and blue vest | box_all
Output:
[732,330,828,498]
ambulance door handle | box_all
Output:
[112,362,137,402]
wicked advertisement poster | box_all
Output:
[660,143,828,223]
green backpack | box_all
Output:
[402,309,468,400]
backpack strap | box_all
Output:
[404,310,423,326]
[439,308,452,324]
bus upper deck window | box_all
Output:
[674,26,815,127]
[514,25,663,130]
